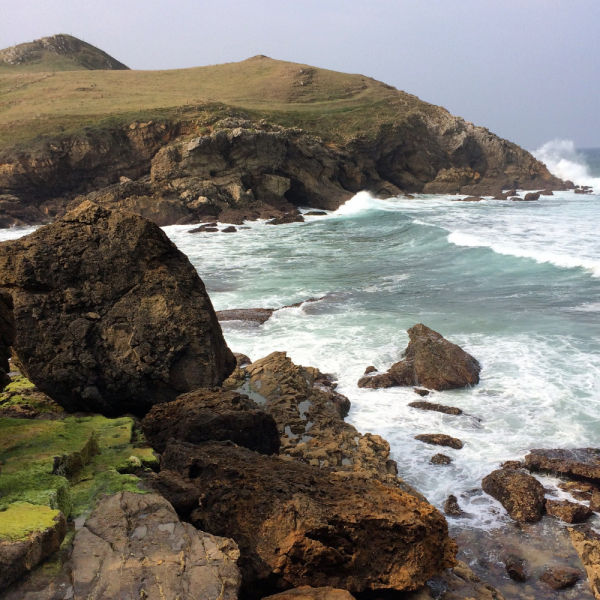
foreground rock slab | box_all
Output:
[0,202,235,416]
[142,388,280,454]
[263,588,355,600]
[482,469,545,523]
[569,528,600,599]
[524,448,600,484]
[160,440,457,594]
[0,503,67,592]
[358,324,480,391]
[71,491,241,600]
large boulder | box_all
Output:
[481,469,545,523]
[160,440,457,594]
[0,290,15,391]
[0,503,67,592]
[569,528,600,599]
[524,448,600,484]
[142,388,280,454]
[0,202,236,416]
[70,491,241,600]
[358,324,480,391]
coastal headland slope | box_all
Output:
[0,36,568,227]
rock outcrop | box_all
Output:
[539,567,580,590]
[569,528,600,599]
[160,440,457,594]
[263,588,355,600]
[141,388,280,454]
[481,469,545,523]
[415,434,464,450]
[0,291,15,391]
[70,491,241,600]
[0,202,235,416]
[409,401,462,415]
[546,499,592,524]
[524,448,600,484]
[0,503,67,592]
[358,324,480,391]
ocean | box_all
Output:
[2,141,599,532]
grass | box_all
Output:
[0,55,434,152]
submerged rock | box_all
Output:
[217,307,275,324]
[539,567,580,590]
[70,491,241,600]
[0,503,67,592]
[444,494,464,516]
[431,453,453,465]
[481,469,545,523]
[141,388,280,454]
[524,448,600,484]
[409,401,462,415]
[415,434,464,449]
[546,499,592,524]
[160,440,457,594]
[358,324,480,391]
[504,553,527,582]
[0,202,235,416]
[414,387,430,396]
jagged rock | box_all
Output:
[453,196,483,202]
[222,225,237,232]
[539,567,580,590]
[546,499,592,524]
[569,528,600,599]
[444,495,464,516]
[0,504,67,592]
[415,434,463,450]
[591,491,600,512]
[359,325,480,391]
[267,213,306,225]
[431,453,452,465]
[189,222,217,233]
[414,388,430,396]
[524,448,600,484]
[243,351,398,483]
[409,401,462,415]
[364,366,377,375]
[160,440,457,594]
[234,353,252,367]
[263,588,355,600]
[504,553,527,582]
[70,491,241,600]
[540,189,554,196]
[0,202,235,416]
[0,291,15,391]
[481,469,545,523]
[141,388,280,454]
[501,460,523,470]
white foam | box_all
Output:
[533,139,600,192]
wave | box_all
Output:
[332,191,392,216]
[533,139,600,191]
[448,231,600,277]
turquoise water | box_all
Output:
[2,145,599,529]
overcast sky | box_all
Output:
[1,0,598,149]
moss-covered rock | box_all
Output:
[0,502,62,542]
[0,372,64,418]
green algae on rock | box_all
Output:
[0,503,62,542]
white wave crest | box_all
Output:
[533,139,600,191]
[333,191,390,216]
[448,231,600,277]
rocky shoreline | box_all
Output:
[1,204,599,600]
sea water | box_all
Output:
[2,142,599,531]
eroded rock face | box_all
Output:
[569,528,600,599]
[142,388,280,454]
[160,440,457,594]
[0,202,235,416]
[546,499,592,524]
[0,291,15,391]
[263,588,355,600]
[524,448,600,484]
[482,469,545,523]
[70,491,241,600]
[358,324,480,391]
[0,504,67,592]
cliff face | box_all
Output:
[0,111,566,228]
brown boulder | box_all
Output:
[263,588,355,600]
[504,553,527,582]
[545,499,592,524]
[539,567,580,590]
[160,440,457,593]
[431,453,453,465]
[522,192,540,201]
[524,448,600,484]
[0,291,15,391]
[266,213,305,225]
[359,324,480,391]
[0,504,67,592]
[70,491,241,600]
[364,366,377,375]
[481,469,545,523]
[414,388,430,396]
[142,388,280,454]
[217,308,275,324]
[415,434,463,450]
[409,401,462,415]
[444,495,464,516]
[0,202,235,416]
[569,528,600,599]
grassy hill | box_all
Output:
[0,45,432,152]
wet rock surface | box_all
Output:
[358,324,480,391]
[415,434,464,450]
[525,448,600,484]
[160,439,457,594]
[217,297,324,326]
[142,388,280,454]
[0,202,235,416]
[482,469,546,523]
[444,494,464,516]
[70,491,241,600]
[539,567,580,590]
[409,401,463,415]
[569,528,600,599]
[431,453,453,465]
[504,553,527,582]
[546,499,592,524]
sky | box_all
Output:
[1,0,598,150]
